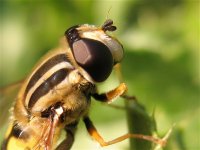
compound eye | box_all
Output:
[72,38,113,82]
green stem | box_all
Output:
[125,100,153,150]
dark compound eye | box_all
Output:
[72,38,113,82]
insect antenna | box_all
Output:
[102,19,117,32]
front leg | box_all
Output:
[92,83,127,103]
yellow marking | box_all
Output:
[7,136,33,150]
[4,124,13,138]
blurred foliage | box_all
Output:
[0,0,199,150]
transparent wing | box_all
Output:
[0,80,23,129]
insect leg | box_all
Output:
[56,122,78,150]
[83,116,166,147]
[92,83,127,103]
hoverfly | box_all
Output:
[1,20,165,150]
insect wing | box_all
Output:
[0,81,22,141]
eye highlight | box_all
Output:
[104,37,124,64]
[72,38,113,82]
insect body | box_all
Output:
[1,20,127,150]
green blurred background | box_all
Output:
[0,0,199,150]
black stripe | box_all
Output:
[24,54,69,98]
[28,68,69,108]
[12,123,23,138]
[1,123,29,150]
